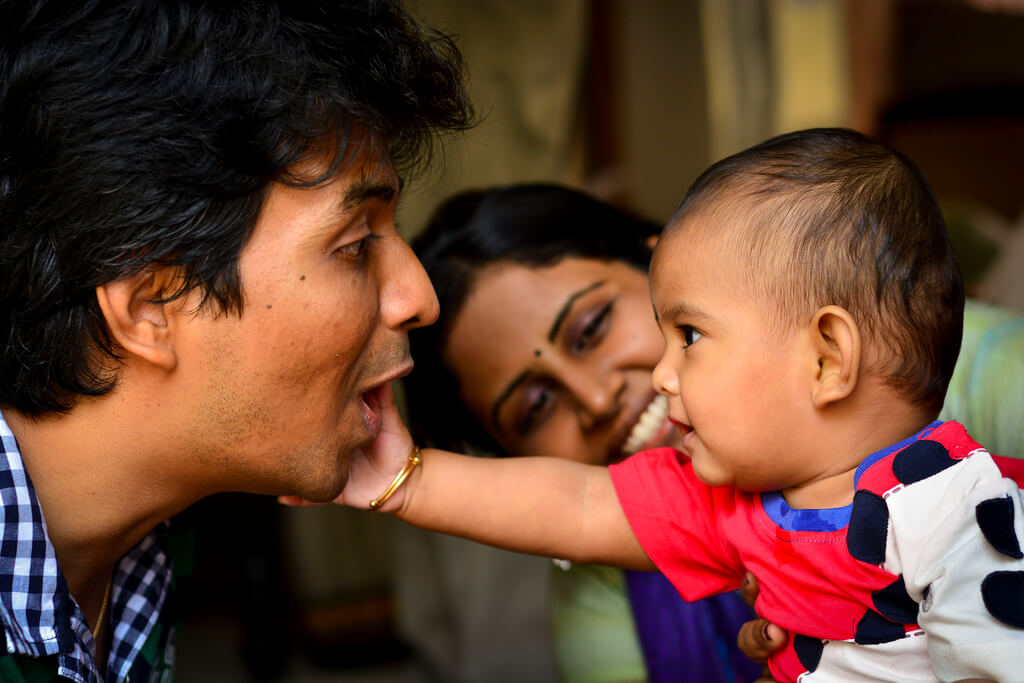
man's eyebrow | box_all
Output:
[547,280,606,343]
[340,178,398,210]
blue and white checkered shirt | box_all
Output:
[0,412,174,682]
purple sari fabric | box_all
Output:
[624,570,762,683]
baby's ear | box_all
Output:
[809,305,861,408]
[94,268,182,372]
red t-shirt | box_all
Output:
[609,421,1024,681]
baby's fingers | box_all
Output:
[277,495,326,507]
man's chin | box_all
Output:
[289,472,348,504]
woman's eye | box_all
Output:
[519,385,554,434]
[680,325,703,348]
[572,302,613,352]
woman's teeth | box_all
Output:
[622,395,668,455]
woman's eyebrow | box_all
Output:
[547,280,606,342]
[490,279,609,432]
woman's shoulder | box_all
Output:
[942,299,1024,460]
[549,563,646,683]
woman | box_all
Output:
[401,183,1024,683]
[404,184,763,683]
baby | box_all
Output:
[324,128,1024,682]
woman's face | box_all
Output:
[444,257,683,466]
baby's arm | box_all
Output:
[345,383,655,570]
[398,448,652,569]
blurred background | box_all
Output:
[176,0,1024,680]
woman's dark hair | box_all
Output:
[405,183,659,454]
[0,0,473,414]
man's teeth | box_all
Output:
[622,395,668,455]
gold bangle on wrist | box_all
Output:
[369,445,422,510]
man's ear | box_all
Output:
[809,305,860,408]
[94,269,180,372]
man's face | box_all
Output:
[177,150,438,502]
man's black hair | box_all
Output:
[406,183,658,454]
[0,0,473,414]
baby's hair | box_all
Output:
[666,128,964,415]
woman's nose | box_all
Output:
[567,367,625,430]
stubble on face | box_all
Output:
[181,175,411,500]
[183,324,340,499]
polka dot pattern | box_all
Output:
[793,633,824,673]
[855,609,907,645]
[871,575,918,624]
[981,571,1024,628]
[976,496,1023,559]
[891,440,956,485]
[848,489,889,564]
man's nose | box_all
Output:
[381,235,440,331]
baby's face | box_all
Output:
[649,222,818,493]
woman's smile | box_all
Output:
[444,258,668,466]
[621,394,672,456]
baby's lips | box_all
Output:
[669,418,692,434]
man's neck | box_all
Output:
[3,399,200,605]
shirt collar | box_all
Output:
[761,421,944,533]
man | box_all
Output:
[0,1,471,680]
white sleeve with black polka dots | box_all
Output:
[884,450,1024,683]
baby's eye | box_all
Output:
[680,325,703,348]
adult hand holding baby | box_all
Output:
[738,573,786,682]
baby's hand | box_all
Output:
[278,382,418,513]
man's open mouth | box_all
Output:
[360,385,385,439]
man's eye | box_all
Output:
[680,325,703,348]
[335,234,379,261]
